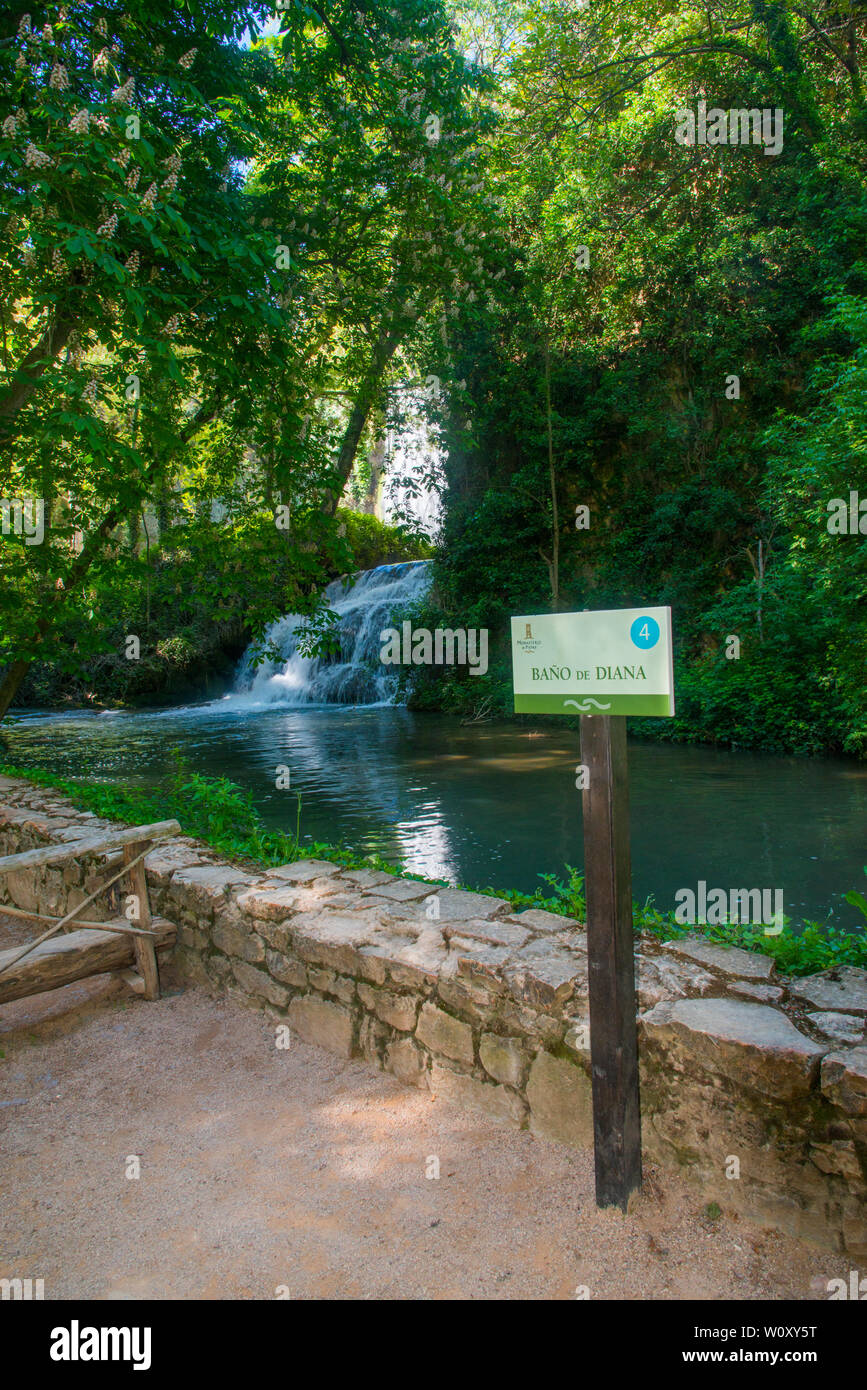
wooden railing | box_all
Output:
[0,820,181,1005]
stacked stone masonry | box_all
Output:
[1,775,865,1257]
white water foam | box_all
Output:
[231,560,433,707]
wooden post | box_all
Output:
[122,841,160,1000]
[580,714,642,1211]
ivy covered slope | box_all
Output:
[405,0,867,757]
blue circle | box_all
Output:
[630,616,660,649]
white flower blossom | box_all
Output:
[22,248,35,267]
[95,17,108,36]
[179,48,197,69]
[124,250,139,274]
[24,142,53,168]
[15,52,27,70]
[52,248,65,273]
[125,166,140,189]
[110,77,134,104]
[164,315,179,334]
[49,63,69,90]
[93,48,111,74]
[68,109,90,134]
[94,115,108,133]
[42,24,53,42]
[18,15,31,38]
[160,172,178,194]
[164,152,182,173]
[140,182,157,211]
[116,146,132,167]
[82,378,98,400]
[96,213,118,237]
[2,116,16,138]
[154,44,165,59]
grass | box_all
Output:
[2,760,865,977]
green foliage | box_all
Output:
[0,756,402,875]
[337,509,433,571]
[422,0,867,757]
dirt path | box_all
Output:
[0,959,833,1301]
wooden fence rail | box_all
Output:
[0,820,181,1004]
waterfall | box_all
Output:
[232,560,433,706]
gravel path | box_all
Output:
[0,955,832,1301]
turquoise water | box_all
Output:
[2,702,865,928]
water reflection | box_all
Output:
[2,705,865,927]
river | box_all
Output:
[2,702,865,929]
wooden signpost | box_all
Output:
[510,607,675,1211]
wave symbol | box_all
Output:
[563,698,612,712]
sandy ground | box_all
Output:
[0,916,835,1301]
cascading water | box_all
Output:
[233,560,433,706]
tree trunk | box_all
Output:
[325,324,403,517]
[0,316,76,444]
[0,659,31,721]
[543,338,560,611]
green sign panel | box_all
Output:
[510,607,675,716]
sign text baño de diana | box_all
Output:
[509,607,675,716]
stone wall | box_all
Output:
[1,774,865,1257]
